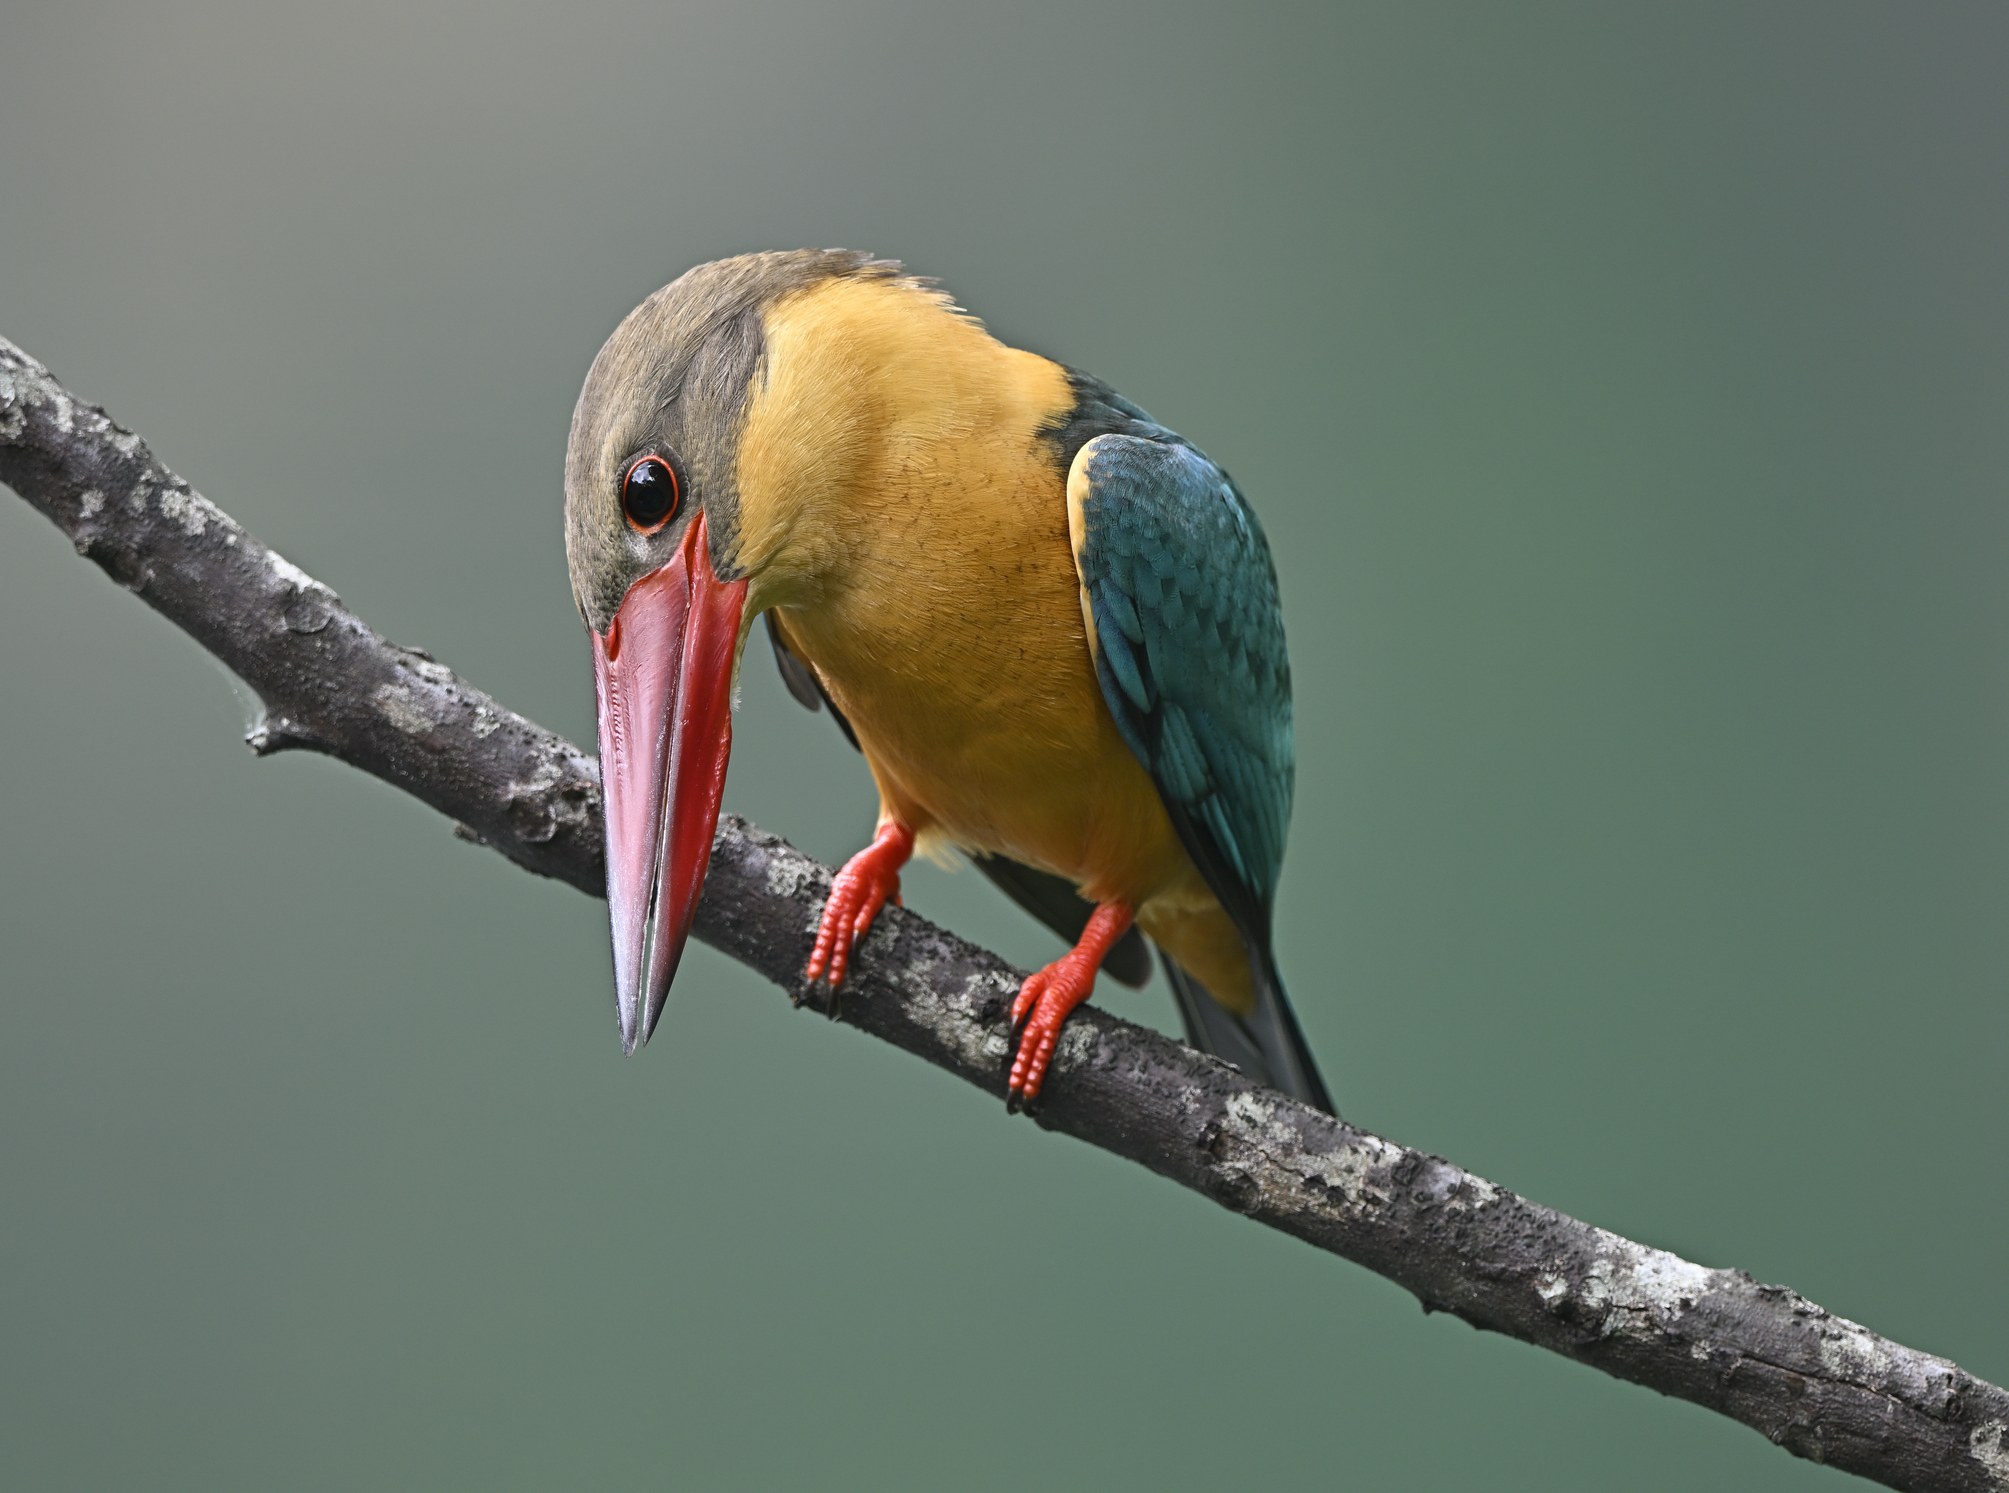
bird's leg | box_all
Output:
[1006,900,1135,1110]
[804,819,914,996]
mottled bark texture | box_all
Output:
[4,335,2004,1493]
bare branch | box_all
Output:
[4,334,2004,1493]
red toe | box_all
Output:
[806,821,914,987]
[1006,964,1095,1102]
[1005,901,1134,1105]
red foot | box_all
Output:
[1007,901,1135,1108]
[805,820,914,989]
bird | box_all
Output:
[563,249,1332,1112]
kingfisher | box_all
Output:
[564,250,1332,1112]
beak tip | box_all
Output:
[617,1003,658,1057]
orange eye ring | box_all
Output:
[621,454,681,534]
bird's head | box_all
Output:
[564,249,907,1052]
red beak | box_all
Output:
[591,513,748,1053]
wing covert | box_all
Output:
[1068,433,1294,949]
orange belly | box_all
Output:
[767,522,1259,1014]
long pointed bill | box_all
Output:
[591,513,748,1054]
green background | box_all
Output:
[3,3,2004,1488]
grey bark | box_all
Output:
[4,334,2004,1493]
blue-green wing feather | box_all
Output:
[1073,433,1294,952]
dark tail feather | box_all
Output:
[1160,950,1336,1114]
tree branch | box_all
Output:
[4,334,2003,1493]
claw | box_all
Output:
[1004,901,1134,1108]
[806,821,915,990]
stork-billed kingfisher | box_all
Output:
[564,249,1332,1112]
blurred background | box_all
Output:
[2,3,2004,1488]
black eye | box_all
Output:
[621,455,680,533]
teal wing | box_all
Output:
[1069,432,1294,950]
[1069,430,1332,1112]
